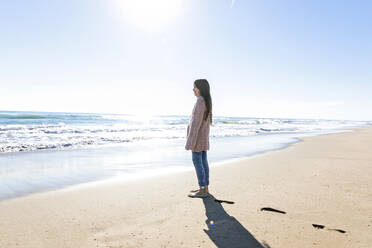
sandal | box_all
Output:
[188,190,209,198]
[190,189,200,193]
[190,188,209,194]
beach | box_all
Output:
[0,126,371,247]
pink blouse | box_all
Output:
[185,96,211,152]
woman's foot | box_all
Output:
[190,186,209,194]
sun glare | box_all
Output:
[116,0,184,31]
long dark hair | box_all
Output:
[194,79,212,124]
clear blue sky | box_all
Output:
[1,0,371,121]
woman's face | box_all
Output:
[193,85,200,97]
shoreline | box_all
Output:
[0,126,371,247]
[0,126,363,202]
[0,126,366,202]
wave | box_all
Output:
[0,114,50,120]
[0,112,106,121]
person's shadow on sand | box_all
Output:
[202,194,270,248]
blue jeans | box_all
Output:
[192,151,209,187]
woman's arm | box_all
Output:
[185,98,205,151]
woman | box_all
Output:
[185,79,212,198]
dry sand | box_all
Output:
[1,126,372,248]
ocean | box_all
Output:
[0,110,371,200]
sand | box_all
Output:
[0,126,372,248]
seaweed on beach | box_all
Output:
[312,224,346,234]
[327,228,346,233]
[312,224,325,229]
[260,207,286,214]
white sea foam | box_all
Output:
[0,111,370,153]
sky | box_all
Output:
[1,0,371,121]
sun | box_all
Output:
[115,0,184,32]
